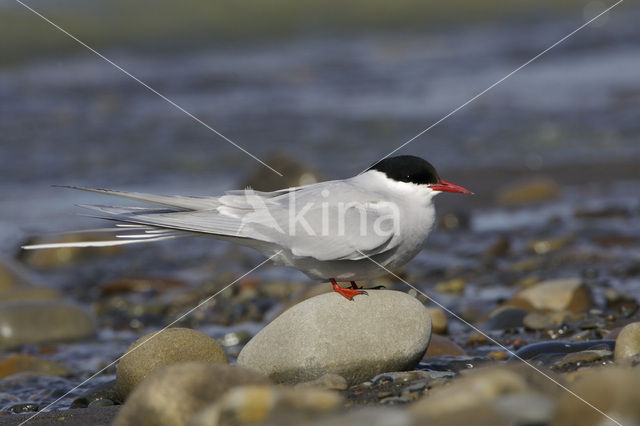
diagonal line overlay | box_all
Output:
[357,250,623,426]
[14,0,283,177]
[361,0,624,173]
[18,251,281,426]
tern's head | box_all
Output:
[366,155,473,196]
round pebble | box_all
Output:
[614,322,640,361]
[427,307,448,334]
[116,327,228,398]
[238,290,431,385]
[510,278,592,313]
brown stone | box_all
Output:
[509,278,592,313]
[424,334,467,358]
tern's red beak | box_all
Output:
[429,179,473,194]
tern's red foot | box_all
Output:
[331,278,367,301]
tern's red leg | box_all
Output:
[350,281,359,289]
[331,278,367,300]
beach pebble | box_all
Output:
[116,328,228,398]
[523,312,554,330]
[237,290,431,385]
[113,362,268,426]
[553,366,640,426]
[423,334,467,358]
[614,322,640,361]
[554,350,612,368]
[189,385,343,426]
[496,177,559,205]
[427,307,448,334]
[482,306,528,330]
[509,278,592,313]
[0,301,95,349]
[0,354,71,379]
[71,380,123,408]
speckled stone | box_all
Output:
[238,290,431,385]
[116,328,228,398]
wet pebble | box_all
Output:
[113,362,269,426]
[510,278,592,313]
[554,349,612,368]
[0,301,95,349]
[6,402,39,414]
[238,290,431,385]
[423,334,467,357]
[116,327,228,398]
[513,340,616,362]
[427,307,448,334]
[482,306,528,330]
[523,312,554,330]
[0,354,71,378]
[189,385,343,426]
[614,321,640,361]
[71,380,123,408]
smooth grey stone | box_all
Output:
[238,290,431,385]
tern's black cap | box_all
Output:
[367,155,440,185]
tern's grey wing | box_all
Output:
[246,181,402,261]
[56,186,221,210]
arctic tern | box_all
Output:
[23,155,472,300]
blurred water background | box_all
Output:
[1,0,638,252]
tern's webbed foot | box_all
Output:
[331,279,368,301]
